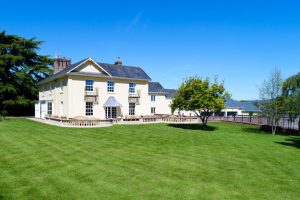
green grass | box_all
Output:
[0,118,300,200]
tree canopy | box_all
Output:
[0,31,52,115]
[259,68,285,135]
[282,71,300,133]
[171,76,230,126]
[283,72,300,95]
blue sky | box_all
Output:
[1,0,300,100]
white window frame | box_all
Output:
[151,95,156,102]
[86,102,93,116]
[151,107,156,114]
[47,102,52,115]
[85,80,94,91]
[129,103,135,115]
[129,82,136,94]
[107,81,115,93]
[105,107,117,119]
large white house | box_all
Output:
[35,57,176,119]
[35,57,260,120]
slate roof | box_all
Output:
[148,82,165,93]
[38,58,151,85]
[164,89,177,99]
[225,99,261,112]
[98,63,151,81]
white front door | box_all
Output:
[35,102,40,118]
[40,102,47,119]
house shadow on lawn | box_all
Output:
[275,137,300,149]
[167,123,217,131]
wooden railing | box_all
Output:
[209,116,299,131]
[141,116,199,123]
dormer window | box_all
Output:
[85,80,94,91]
[129,82,136,93]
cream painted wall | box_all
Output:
[38,77,68,116]
[148,94,172,115]
[148,94,197,116]
[67,75,150,119]
[73,62,105,74]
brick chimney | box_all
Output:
[114,57,122,65]
[53,56,71,74]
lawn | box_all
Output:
[0,118,299,200]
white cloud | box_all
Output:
[127,12,142,31]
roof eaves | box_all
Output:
[37,73,65,85]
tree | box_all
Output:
[282,72,300,133]
[171,76,230,127]
[259,68,285,135]
[0,31,53,116]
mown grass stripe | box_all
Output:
[0,118,299,199]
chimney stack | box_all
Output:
[53,55,71,74]
[114,57,122,65]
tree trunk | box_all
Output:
[199,116,209,128]
[272,126,276,135]
[271,119,276,135]
[200,116,206,126]
[195,110,210,128]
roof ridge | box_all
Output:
[98,62,142,69]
